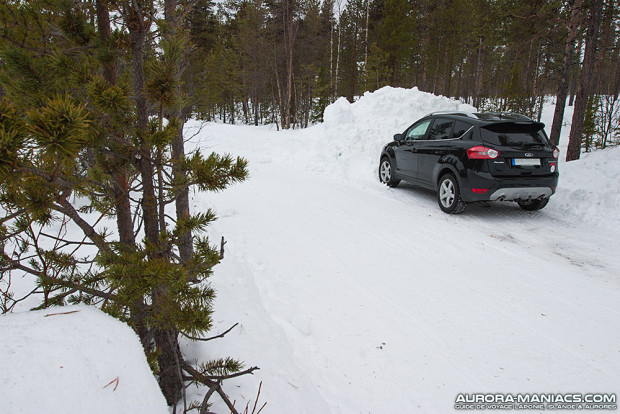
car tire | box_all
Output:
[517,197,550,211]
[437,174,466,214]
[379,157,400,187]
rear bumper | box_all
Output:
[488,187,552,201]
[459,171,559,203]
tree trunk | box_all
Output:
[549,0,582,146]
[474,37,485,108]
[334,15,341,100]
[283,0,295,129]
[363,0,369,91]
[566,0,604,162]
[164,0,193,267]
[128,1,182,405]
[96,0,116,86]
[348,23,358,102]
[569,36,583,106]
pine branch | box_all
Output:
[0,209,26,225]
[53,196,111,254]
[183,359,259,382]
[181,323,238,342]
[39,232,96,246]
[182,362,247,414]
[2,258,116,302]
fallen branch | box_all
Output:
[44,310,81,317]
[220,236,226,259]
[103,376,119,391]
[182,361,260,414]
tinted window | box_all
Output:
[481,123,550,146]
[453,121,473,139]
[405,119,432,141]
[428,119,454,140]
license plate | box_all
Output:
[512,158,540,166]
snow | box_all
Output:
[4,86,620,413]
[182,87,620,412]
[0,306,168,414]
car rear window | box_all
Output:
[480,123,550,147]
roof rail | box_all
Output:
[476,112,533,121]
[425,111,477,118]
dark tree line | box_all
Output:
[186,0,620,159]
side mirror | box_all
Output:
[394,133,403,142]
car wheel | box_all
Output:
[379,157,400,187]
[437,174,466,214]
[517,197,550,211]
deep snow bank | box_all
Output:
[296,86,476,178]
[0,306,168,414]
[550,146,620,225]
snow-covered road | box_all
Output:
[185,101,620,412]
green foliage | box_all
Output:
[198,357,244,377]
[185,150,249,192]
[0,0,251,406]
[87,77,132,115]
[0,101,26,178]
[27,95,94,164]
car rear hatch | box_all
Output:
[479,122,557,177]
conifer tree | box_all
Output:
[0,0,256,410]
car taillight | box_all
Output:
[550,162,557,173]
[552,147,560,158]
[472,188,488,193]
[467,146,500,159]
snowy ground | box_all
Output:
[0,306,168,414]
[182,88,620,412]
[2,87,619,413]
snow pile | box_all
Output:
[295,86,475,179]
[537,98,620,225]
[188,87,474,182]
[0,306,168,414]
[550,146,620,225]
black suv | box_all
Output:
[378,111,559,214]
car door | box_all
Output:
[394,119,432,180]
[416,118,455,187]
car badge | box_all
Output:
[524,152,534,157]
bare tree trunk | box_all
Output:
[550,0,582,146]
[566,0,604,162]
[348,22,358,102]
[329,17,334,101]
[421,35,429,91]
[363,0,369,91]
[590,0,615,98]
[474,37,485,108]
[334,9,341,101]
[569,35,583,106]
[282,0,295,129]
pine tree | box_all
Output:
[0,0,256,411]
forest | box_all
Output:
[184,0,619,154]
